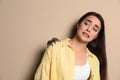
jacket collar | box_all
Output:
[62,38,94,58]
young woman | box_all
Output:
[35,12,107,80]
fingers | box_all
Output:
[47,37,60,47]
[47,40,53,46]
[51,38,60,42]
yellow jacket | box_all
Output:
[35,38,100,80]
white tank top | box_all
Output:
[74,60,90,80]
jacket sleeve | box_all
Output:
[34,46,52,80]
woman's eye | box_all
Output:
[84,22,88,25]
[84,21,91,26]
[93,28,98,32]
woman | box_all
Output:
[35,12,107,80]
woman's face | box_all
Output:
[76,15,101,43]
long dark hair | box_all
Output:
[70,12,107,80]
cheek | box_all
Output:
[77,26,82,33]
[79,24,85,29]
[91,33,98,40]
[77,25,85,32]
[78,22,85,28]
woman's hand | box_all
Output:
[47,37,60,47]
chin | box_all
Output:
[76,34,91,43]
[78,37,89,43]
[80,37,92,43]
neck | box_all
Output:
[70,37,87,53]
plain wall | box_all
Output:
[0,0,120,80]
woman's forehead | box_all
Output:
[83,15,101,29]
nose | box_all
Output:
[86,27,91,33]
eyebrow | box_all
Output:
[86,19,92,23]
[86,19,100,29]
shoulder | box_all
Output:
[44,38,70,61]
[46,39,64,54]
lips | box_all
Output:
[82,32,90,38]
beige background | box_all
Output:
[0,0,120,80]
